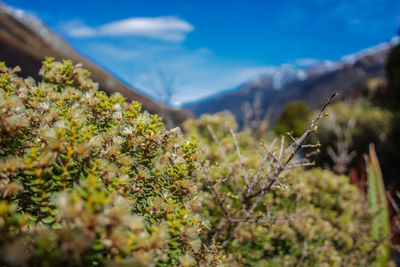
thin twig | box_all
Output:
[296,242,308,267]
[202,164,231,220]
[387,191,400,214]
[261,143,284,170]
[278,135,285,161]
[230,128,250,188]
[249,138,277,192]
[207,125,228,162]
[284,92,337,167]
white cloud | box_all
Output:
[60,16,194,42]
[60,21,96,37]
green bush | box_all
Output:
[0,59,221,266]
[274,101,310,137]
[184,112,386,266]
[316,99,393,172]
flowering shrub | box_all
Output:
[0,59,221,266]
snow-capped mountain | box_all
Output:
[247,64,307,90]
[224,36,399,95]
[305,36,400,77]
[185,37,398,126]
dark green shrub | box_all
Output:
[274,101,310,137]
[385,44,400,110]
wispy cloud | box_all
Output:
[60,16,194,42]
[60,20,96,37]
[77,40,277,105]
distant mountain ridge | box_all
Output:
[185,37,399,126]
[0,2,191,125]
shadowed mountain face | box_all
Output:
[0,3,191,126]
[185,39,398,127]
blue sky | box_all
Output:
[7,0,400,105]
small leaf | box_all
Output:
[42,216,54,224]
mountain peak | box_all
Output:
[186,37,398,126]
[245,64,306,91]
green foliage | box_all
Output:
[234,169,377,266]
[317,99,393,169]
[0,58,221,266]
[184,112,384,266]
[367,144,390,266]
[0,59,388,266]
[274,101,310,137]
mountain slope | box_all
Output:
[0,3,191,125]
[185,38,399,126]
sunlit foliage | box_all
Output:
[0,59,221,266]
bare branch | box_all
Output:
[283,91,337,166]
[278,136,285,161]
[208,92,338,246]
[202,164,231,221]
[261,143,284,170]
